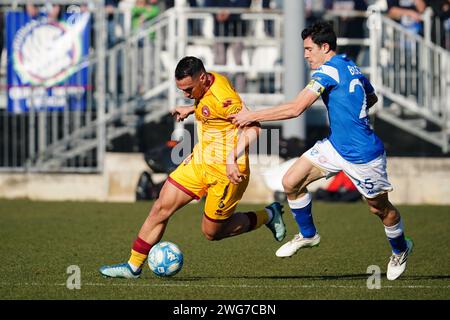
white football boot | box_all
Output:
[275,233,321,258]
[386,237,414,281]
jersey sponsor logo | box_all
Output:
[222,99,233,108]
[201,105,211,117]
[215,209,225,216]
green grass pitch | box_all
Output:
[0,199,449,300]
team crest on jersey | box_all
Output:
[201,106,211,117]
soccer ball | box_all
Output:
[148,241,184,277]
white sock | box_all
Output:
[287,193,312,209]
[384,219,404,239]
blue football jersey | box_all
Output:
[309,55,385,163]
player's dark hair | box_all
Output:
[301,21,337,51]
[175,56,206,80]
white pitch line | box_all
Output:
[1,282,450,289]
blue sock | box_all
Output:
[388,233,407,254]
[288,194,317,238]
[385,220,407,254]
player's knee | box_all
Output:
[368,203,390,220]
[368,204,382,216]
[367,196,393,219]
[201,221,226,241]
[202,229,223,241]
[282,175,297,194]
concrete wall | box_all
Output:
[0,153,148,202]
[0,153,449,205]
[387,157,450,205]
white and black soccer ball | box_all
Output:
[148,241,184,277]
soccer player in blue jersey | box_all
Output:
[229,21,413,281]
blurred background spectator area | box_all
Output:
[0,0,448,176]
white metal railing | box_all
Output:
[180,6,284,94]
[368,10,450,152]
[422,7,450,51]
[31,6,177,171]
[0,3,285,172]
[2,2,447,173]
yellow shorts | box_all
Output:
[168,158,249,221]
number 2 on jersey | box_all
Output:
[349,79,367,119]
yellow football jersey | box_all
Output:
[191,72,249,178]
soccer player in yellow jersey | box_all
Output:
[99,56,286,278]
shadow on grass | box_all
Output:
[168,274,450,282]
[169,273,370,282]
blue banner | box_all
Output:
[6,11,91,113]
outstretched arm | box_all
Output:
[228,88,319,128]
[387,0,426,22]
[171,105,195,122]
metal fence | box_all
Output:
[1,0,107,172]
[369,10,450,152]
[423,7,450,51]
[1,1,449,174]
[0,2,286,172]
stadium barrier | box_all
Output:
[1,153,450,205]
